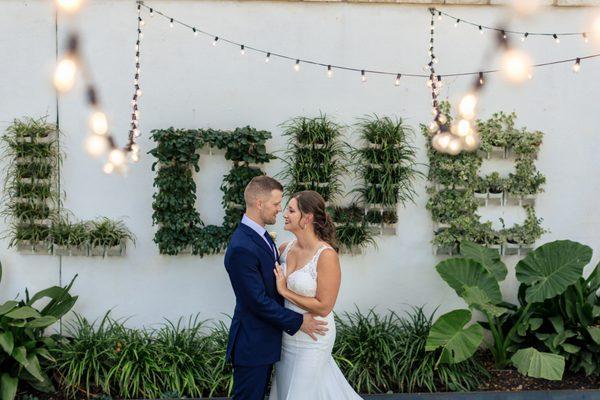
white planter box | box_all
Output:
[491,146,506,159]
[487,192,504,206]
[519,245,533,256]
[433,245,458,256]
[474,192,488,206]
[503,242,520,256]
[489,244,502,255]
[53,244,89,257]
[16,241,52,255]
[381,223,396,236]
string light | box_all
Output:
[522,32,529,42]
[89,111,108,135]
[85,134,109,158]
[170,18,174,28]
[193,27,198,36]
[109,149,126,166]
[553,34,560,44]
[240,44,245,55]
[56,0,83,13]
[149,7,153,17]
[294,59,300,71]
[437,11,442,20]
[478,72,484,86]
[54,56,77,92]
[459,93,477,120]
[501,48,532,83]
[573,57,581,72]
[265,52,271,63]
[479,25,483,34]
[361,70,367,82]
[213,36,219,46]
[582,32,589,43]
[327,65,333,78]
[103,162,115,174]
[395,73,401,86]
[454,19,460,28]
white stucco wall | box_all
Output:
[1,0,599,328]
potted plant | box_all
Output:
[484,172,505,206]
[364,209,383,233]
[473,175,488,206]
[381,209,398,235]
[336,222,376,255]
[432,226,460,256]
[88,218,134,257]
[509,129,543,159]
[506,158,546,206]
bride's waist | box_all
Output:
[284,300,334,320]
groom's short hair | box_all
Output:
[244,176,283,206]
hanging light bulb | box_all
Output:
[131,143,140,154]
[527,71,533,80]
[437,11,442,20]
[89,111,108,135]
[582,32,589,43]
[240,45,245,55]
[149,8,154,17]
[454,19,460,28]
[395,73,401,86]
[327,65,333,78]
[426,79,433,88]
[463,133,480,151]
[573,57,581,72]
[553,34,560,44]
[213,36,219,46]
[479,25,483,34]
[193,28,198,37]
[447,137,463,155]
[590,15,600,42]
[428,121,439,134]
[459,93,477,120]
[478,72,485,86]
[456,119,472,137]
[140,18,145,27]
[434,132,452,152]
[265,52,271,63]
[54,56,77,92]
[136,88,142,97]
[169,18,174,28]
[511,0,542,15]
[294,60,300,71]
[85,134,109,157]
[56,0,83,13]
[103,162,115,174]
[438,114,447,125]
[131,152,140,163]
[109,148,126,166]
[521,32,529,42]
[501,48,532,83]
[361,70,366,82]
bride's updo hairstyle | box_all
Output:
[291,190,338,250]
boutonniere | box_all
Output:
[268,231,277,242]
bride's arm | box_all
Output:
[274,249,341,317]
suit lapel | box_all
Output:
[239,223,275,262]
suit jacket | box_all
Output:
[224,223,303,366]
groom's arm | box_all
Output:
[227,246,303,335]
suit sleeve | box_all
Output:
[227,246,303,335]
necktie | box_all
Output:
[263,231,277,260]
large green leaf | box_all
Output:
[4,306,41,320]
[511,347,565,380]
[516,240,592,303]
[25,316,57,329]
[0,373,17,400]
[426,309,483,364]
[460,240,508,281]
[587,326,600,344]
[585,262,600,292]
[27,286,67,306]
[0,301,18,316]
[0,332,14,355]
[436,258,502,309]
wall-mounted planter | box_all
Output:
[433,245,458,256]
[519,244,533,255]
[89,242,126,257]
[16,241,52,255]
[487,191,504,206]
[53,244,89,257]
[503,241,520,256]
[488,244,502,254]
[339,245,363,256]
[381,223,396,235]
[474,191,488,206]
[506,193,536,207]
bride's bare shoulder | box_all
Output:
[278,241,290,254]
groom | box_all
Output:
[224,176,328,399]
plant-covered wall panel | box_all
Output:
[279,114,420,254]
[423,105,546,256]
[149,126,274,256]
[1,117,134,257]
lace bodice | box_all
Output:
[280,239,333,299]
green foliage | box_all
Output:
[333,307,487,394]
[429,240,600,381]
[53,313,233,399]
[0,262,78,400]
[354,115,421,207]
[1,117,132,256]
[279,114,347,203]
[424,106,546,251]
[149,127,273,256]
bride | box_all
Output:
[270,190,361,399]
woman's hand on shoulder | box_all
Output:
[278,241,289,255]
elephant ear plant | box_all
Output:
[0,262,78,400]
[426,240,596,381]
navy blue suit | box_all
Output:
[224,223,303,399]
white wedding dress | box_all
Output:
[269,240,362,400]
